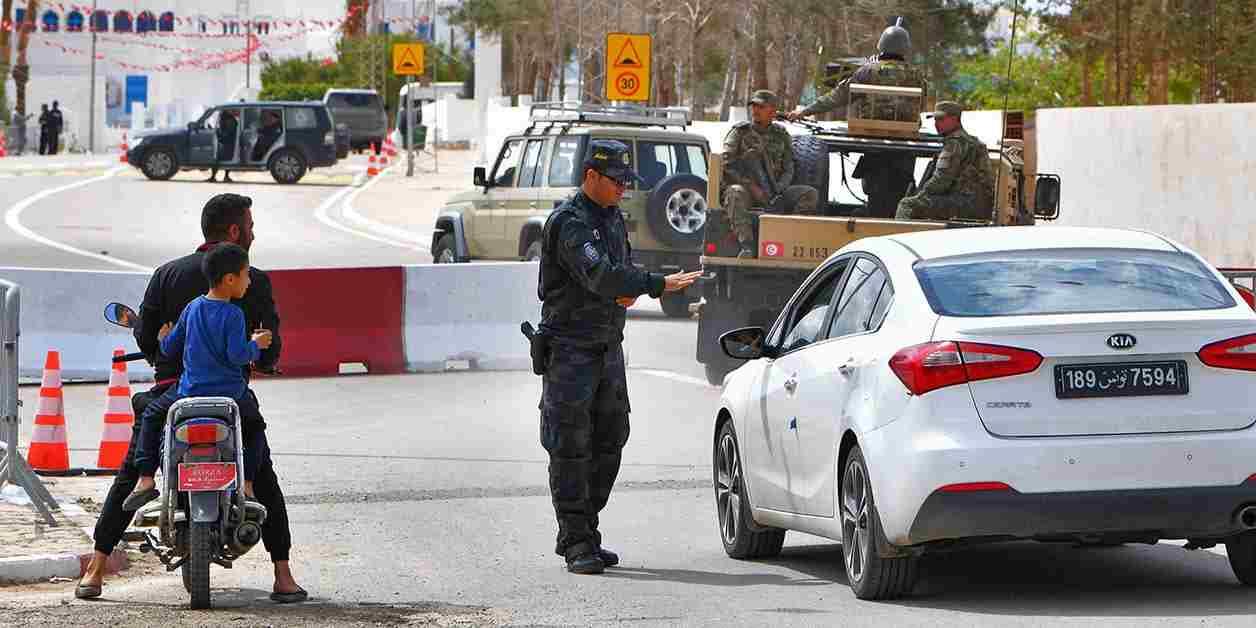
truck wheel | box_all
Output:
[792,135,829,208]
[661,293,695,319]
[1227,531,1256,585]
[269,150,307,184]
[140,148,178,181]
[186,521,213,609]
[646,174,708,248]
[433,233,457,263]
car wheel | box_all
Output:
[433,233,458,264]
[140,147,178,181]
[842,445,918,600]
[525,240,542,262]
[1226,531,1256,585]
[646,174,708,248]
[714,421,785,559]
[661,293,695,319]
[269,150,307,184]
[792,135,829,210]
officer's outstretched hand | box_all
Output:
[616,296,638,308]
[664,270,702,293]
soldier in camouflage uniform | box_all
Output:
[536,140,700,575]
[724,90,819,258]
[787,18,927,218]
[896,101,995,221]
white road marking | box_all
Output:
[633,368,717,388]
[342,172,431,245]
[3,166,153,272]
[312,168,428,250]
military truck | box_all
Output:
[695,86,1063,384]
[432,102,710,317]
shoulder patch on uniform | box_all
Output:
[583,242,601,265]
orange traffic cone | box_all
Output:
[118,133,129,163]
[28,350,72,474]
[367,143,379,177]
[94,349,134,471]
[0,131,8,158]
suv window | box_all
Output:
[637,141,707,189]
[547,137,583,187]
[827,258,887,338]
[328,92,381,109]
[285,107,318,130]
[492,139,523,187]
[775,259,850,353]
[517,139,547,188]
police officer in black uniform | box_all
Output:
[536,140,700,574]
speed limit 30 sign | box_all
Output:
[605,33,651,102]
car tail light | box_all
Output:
[1236,285,1256,311]
[938,481,1013,493]
[1199,334,1256,371]
[705,243,717,254]
[175,422,229,445]
[889,341,1043,395]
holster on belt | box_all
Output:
[520,321,551,375]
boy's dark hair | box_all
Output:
[201,193,252,240]
[202,243,249,288]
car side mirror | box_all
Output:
[720,327,767,361]
[1034,174,1061,220]
[104,302,138,329]
[473,166,489,188]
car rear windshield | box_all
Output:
[328,93,381,109]
[915,248,1236,317]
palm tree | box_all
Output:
[13,0,40,122]
[0,0,15,123]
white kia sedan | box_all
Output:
[711,226,1256,600]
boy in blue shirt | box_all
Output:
[123,243,273,510]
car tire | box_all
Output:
[524,240,542,262]
[269,149,307,184]
[433,233,458,264]
[842,445,918,600]
[661,293,695,319]
[1227,531,1256,585]
[140,147,178,181]
[646,174,709,249]
[792,135,829,209]
[714,421,786,559]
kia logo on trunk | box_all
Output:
[1107,333,1137,350]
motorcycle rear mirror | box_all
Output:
[105,302,138,329]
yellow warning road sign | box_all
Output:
[393,43,425,76]
[605,33,651,102]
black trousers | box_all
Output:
[539,342,631,558]
[38,129,49,155]
[92,383,292,562]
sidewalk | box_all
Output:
[346,149,482,252]
[0,474,131,585]
[0,154,119,178]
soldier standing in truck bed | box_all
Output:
[787,18,927,218]
[896,101,995,221]
[723,90,819,258]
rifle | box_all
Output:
[725,148,784,210]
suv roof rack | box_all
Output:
[527,101,691,131]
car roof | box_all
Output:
[215,101,326,108]
[515,127,709,143]
[324,89,379,95]
[882,226,1182,261]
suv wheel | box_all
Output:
[646,174,708,248]
[433,233,457,263]
[714,421,785,559]
[140,147,178,181]
[270,150,307,184]
[842,445,918,600]
[792,136,829,209]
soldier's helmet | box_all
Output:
[877,17,911,58]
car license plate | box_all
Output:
[1055,361,1189,399]
[177,462,237,492]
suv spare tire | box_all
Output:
[792,135,829,209]
[646,174,708,248]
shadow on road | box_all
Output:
[602,566,830,587]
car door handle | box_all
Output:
[784,377,798,394]
[838,360,855,376]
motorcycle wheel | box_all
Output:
[186,521,213,609]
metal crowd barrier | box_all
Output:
[0,279,59,525]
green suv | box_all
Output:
[431,103,709,317]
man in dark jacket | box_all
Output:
[77,193,307,603]
[48,101,64,155]
[37,104,50,155]
[537,140,700,574]
[208,109,239,183]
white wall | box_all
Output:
[1038,104,1256,267]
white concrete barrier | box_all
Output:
[404,262,539,372]
[0,267,153,382]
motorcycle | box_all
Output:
[105,301,267,609]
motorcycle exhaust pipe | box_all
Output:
[1235,505,1256,530]
[229,521,262,554]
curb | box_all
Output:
[0,547,129,586]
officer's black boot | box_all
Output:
[565,543,605,575]
[597,546,620,567]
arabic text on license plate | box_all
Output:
[1054,360,1189,399]
[178,462,237,492]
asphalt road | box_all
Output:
[5,160,1256,626]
